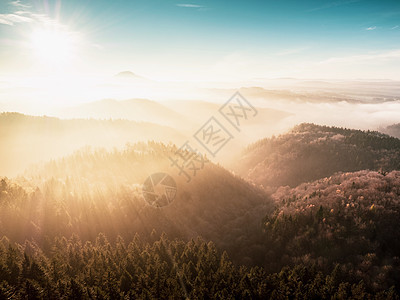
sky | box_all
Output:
[0,0,400,82]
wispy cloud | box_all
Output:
[391,25,399,30]
[307,0,361,12]
[366,26,376,31]
[319,49,400,65]
[0,1,58,27]
[176,4,204,8]
[0,1,33,25]
[0,13,32,25]
[10,0,30,9]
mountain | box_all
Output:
[239,87,358,103]
[59,98,192,129]
[58,98,291,165]
[263,170,400,292]
[235,81,400,103]
[163,99,291,151]
[0,112,185,176]
[114,71,148,80]
[233,123,400,188]
[208,87,360,103]
[164,99,290,126]
[381,123,400,139]
[1,128,400,297]
[61,98,290,135]
[9,142,273,265]
[211,85,400,104]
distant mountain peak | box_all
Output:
[114,71,146,80]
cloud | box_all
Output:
[0,18,13,25]
[0,0,83,49]
[319,49,400,65]
[0,1,34,26]
[10,0,30,8]
[0,1,58,27]
[307,0,361,12]
[30,13,58,26]
[0,13,32,25]
[391,25,399,30]
[176,4,204,8]
[366,26,376,31]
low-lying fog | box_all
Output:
[0,74,399,177]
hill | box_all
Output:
[58,98,191,129]
[0,113,184,176]
[164,99,290,126]
[1,145,399,296]
[263,170,400,292]
[60,98,291,143]
[234,123,400,188]
[0,140,399,296]
[4,142,273,266]
[239,87,358,103]
[381,123,400,139]
[114,71,147,80]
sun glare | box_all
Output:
[30,28,75,67]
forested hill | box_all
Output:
[1,161,399,297]
[263,170,400,293]
[381,123,400,139]
[234,123,400,188]
[3,142,272,266]
[0,112,184,176]
[1,233,397,299]
[0,143,400,297]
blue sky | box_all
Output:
[1,0,400,80]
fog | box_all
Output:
[0,75,399,177]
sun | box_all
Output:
[30,28,75,67]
